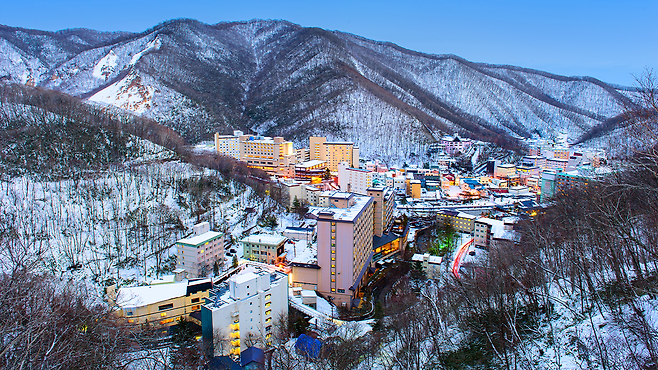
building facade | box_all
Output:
[239,135,296,176]
[176,222,225,278]
[214,130,243,159]
[367,187,395,237]
[337,162,375,195]
[114,277,212,326]
[309,137,359,172]
[240,234,287,265]
[202,265,288,356]
[314,193,374,307]
[436,210,476,233]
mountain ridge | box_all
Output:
[0,18,632,163]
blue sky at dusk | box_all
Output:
[2,0,656,86]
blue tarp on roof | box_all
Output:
[295,334,322,358]
[205,356,244,370]
[240,346,265,367]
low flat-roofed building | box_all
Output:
[240,234,287,265]
[114,276,212,326]
[411,253,443,279]
[283,226,315,241]
[437,210,477,233]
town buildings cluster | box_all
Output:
[108,130,607,367]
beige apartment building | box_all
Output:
[314,192,374,308]
[436,210,476,233]
[338,162,375,195]
[176,222,225,278]
[309,136,359,172]
[214,130,243,159]
[367,187,395,237]
[239,135,296,176]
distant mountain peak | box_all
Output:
[0,19,630,163]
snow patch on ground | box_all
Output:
[92,50,118,80]
[89,72,154,113]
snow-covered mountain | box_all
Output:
[0,19,633,163]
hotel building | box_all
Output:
[309,137,359,172]
[313,192,374,307]
[239,135,296,176]
[214,130,243,159]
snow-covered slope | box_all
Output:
[0,19,632,163]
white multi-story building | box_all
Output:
[176,222,225,278]
[385,173,406,193]
[201,265,289,356]
[337,162,375,195]
[214,130,243,159]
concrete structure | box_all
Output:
[546,158,569,171]
[436,210,477,233]
[411,253,442,279]
[337,162,375,195]
[311,192,374,307]
[521,155,546,168]
[309,137,359,172]
[552,147,570,160]
[240,234,287,265]
[214,130,243,159]
[367,187,395,237]
[239,135,296,176]
[289,262,320,291]
[409,180,422,199]
[494,163,517,179]
[556,171,592,194]
[294,160,327,181]
[114,276,212,326]
[474,218,505,249]
[176,222,225,278]
[441,134,472,156]
[385,173,406,193]
[296,148,310,163]
[202,265,288,356]
[283,226,315,242]
[540,170,557,202]
[280,181,304,208]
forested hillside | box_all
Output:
[0,19,635,163]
